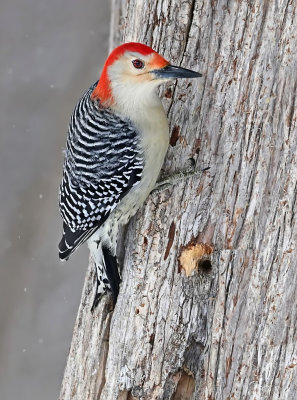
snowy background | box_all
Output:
[0,1,110,399]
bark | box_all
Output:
[59,1,297,399]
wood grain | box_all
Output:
[60,1,297,398]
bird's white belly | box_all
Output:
[89,99,169,250]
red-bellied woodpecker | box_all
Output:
[58,42,201,309]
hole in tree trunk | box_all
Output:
[179,242,213,276]
[198,259,212,272]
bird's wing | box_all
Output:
[58,83,143,260]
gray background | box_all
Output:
[0,1,110,399]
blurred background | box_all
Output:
[0,1,110,399]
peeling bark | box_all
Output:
[60,1,297,399]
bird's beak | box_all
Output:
[152,64,202,79]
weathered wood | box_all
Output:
[60,1,297,399]
[59,257,114,400]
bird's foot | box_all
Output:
[152,161,210,195]
[91,290,115,313]
[91,291,106,313]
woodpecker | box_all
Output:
[59,42,201,309]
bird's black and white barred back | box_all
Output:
[59,82,144,304]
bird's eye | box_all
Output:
[132,59,144,69]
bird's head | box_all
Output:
[92,42,202,110]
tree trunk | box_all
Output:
[59,1,297,399]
